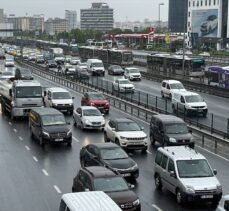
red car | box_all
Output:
[81,92,110,114]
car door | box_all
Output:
[160,155,169,188]
[106,120,115,141]
[165,159,177,194]
[165,83,171,97]
[34,115,42,139]
[81,93,87,105]
[74,170,87,192]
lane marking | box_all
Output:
[73,136,79,142]
[19,136,23,141]
[152,204,163,211]
[25,145,30,151]
[146,150,152,154]
[33,156,38,162]
[42,169,49,176]
[13,128,17,133]
[9,122,12,126]
[53,185,62,194]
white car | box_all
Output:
[63,64,76,75]
[201,15,218,35]
[199,52,210,57]
[4,58,14,67]
[124,67,141,81]
[112,79,135,93]
[172,91,208,117]
[161,80,186,99]
[65,55,72,63]
[70,57,81,65]
[104,118,148,152]
[0,71,15,80]
[73,106,105,130]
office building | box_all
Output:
[80,2,114,32]
[0,8,4,23]
[168,0,188,32]
[29,15,44,32]
[65,10,77,32]
[44,18,67,35]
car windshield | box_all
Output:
[128,69,139,73]
[100,147,128,160]
[94,176,129,192]
[112,65,122,70]
[89,93,105,100]
[185,95,204,103]
[16,87,42,98]
[52,92,71,99]
[119,80,129,84]
[117,122,141,131]
[170,83,184,89]
[177,159,213,178]
[83,109,101,116]
[165,123,188,134]
[42,114,66,126]
[92,62,103,67]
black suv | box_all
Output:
[80,143,139,180]
[150,114,194,148]
[29,108,72,147]
[72,166,141,211]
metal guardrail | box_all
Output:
[15,58,229,144]
[140,72,229,99]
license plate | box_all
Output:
[201,195,213,199]
[55,138,63,142]
[122,173,131,177]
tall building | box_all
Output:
[168,0,188,32]
[187,0,229,49]
[80,2,114,32]
[0,8,4,23]
[29,15,44,32]
[44,18,67,35]
[7,16,30,31]
[65,10,77,32]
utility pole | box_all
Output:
[182,0,187,78]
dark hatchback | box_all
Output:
[29,108,72,147]
[108,65,124,75]
[81,92,110,114]
[46,60,57,68]
[80,143,139,180]
[72,166,141,211]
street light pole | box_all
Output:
[182,0,187,78]
[158,3,164,33]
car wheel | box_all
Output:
[155,174,162,190]
[169,93,172,99]
[104,132,109,142]
[176,189,186,205]
[142,147,147,153]
[80,121,84,130]
[203,112,207,118]
[161,91,164,98]
[172,104,176,113]
[115,138,120,145]
[150,134,156,146]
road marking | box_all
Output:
[147,150,152,154]
[8,122,12,126]
[53,185,62,194]
[152,204,163,211]
[42,169,49,176]
[73,136,79,142]
[33,156,38,162]
[25,145,30,151]
[19,136,23,141]
[13,128,17,133]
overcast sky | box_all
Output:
[1,0,168,22]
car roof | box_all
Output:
[151,114,185,124]
[90,143,120,149]
[31,107,63,116]
[84,166,116,177]
[88,59,102,62]
[80,106,99,110]
[47,87,69,92]
[162,79,182,84]
[158,146,205,161]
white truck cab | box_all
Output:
[87,59,105,76]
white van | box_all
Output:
[59,191,122,211]
[87,59,105,76]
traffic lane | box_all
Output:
[0,114,61,211]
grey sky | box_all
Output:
[1,0,168,22]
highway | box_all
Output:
[1,59,229,211]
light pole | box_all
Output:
[182,0,187,78]
[158,3,164,33]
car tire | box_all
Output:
[150,134,156,146]
[203,112,207,118]
[142,147,147,153]
[72,187,75,192]
[30,129,34,139]
[73,117,77,127]
[155,174,162,190]
[176,189,186,205]
[169,93,172,99]
[67,141,72,147]
[172,104,176,113]
[115,138,120,145]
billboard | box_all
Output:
[192,9,218,38]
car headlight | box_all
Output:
[120,136,126,139]
[186,104,192,109]
[105,102,109,106]
[133,199,140,206]
[101,119,105,124]
[190,137,194,141]
[169,137,176,143]
[131,164,138,170]
[42,131,49,137]
[52,103,58,106]
[186,185,195,194]
[216,185,222,192]
[85,119,91,125]
[67,129,72,136]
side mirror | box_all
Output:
[85,188,90,192]
[9,89,12,97]
[170,171,176,178]
[128,184,135,189]
[213,169,217,175]
[72,97,75,99]
[43,91,46,96]
[141,126,144,131]
[224,200,229,211]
